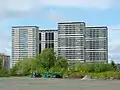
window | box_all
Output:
[39,33,41,40]
[52,33,54,40]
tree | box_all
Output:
[30,58,39,72]
[9,62,20,76]
[56,57,68,68]
[21,58,31,75]
[76,63,89,73]
[10,59,31,76]
[9,48,69,76]
[38,48,57,70]
[110,60,117,70]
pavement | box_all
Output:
[0,77,120,90]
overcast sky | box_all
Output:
[0,0,120,63]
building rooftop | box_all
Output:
[86,26,108,29]
[0,53,10,57]
[12,26,39,28]
[39,29,58,32]
[58,22,85,24]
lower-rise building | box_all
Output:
[0,53,10,71]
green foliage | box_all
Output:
[65,62,119,78]
[38,48,56,70]
[37,67,47,74]
[110,60,117,70]
[48,66,61,74]
[5,48,120,79]
[56,57,68,68]
[9,61,23,76]
[75,64,89,73]
[68,62,113,74]
[30,58,39,72]
[21,59,31,75]
[0,69,10,77]
[9,59,31,76]
[93,63,114,73]
[68,72,85,79]
[9,65,18,76]
[9,48,68,76]
[91,71,120,79]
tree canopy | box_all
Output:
[8,48,120,79]
[10,48,68,75]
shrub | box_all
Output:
[0,69,10,77]
[68,72,85,79]
[90,71,120,80]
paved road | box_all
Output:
[0,78,120,90]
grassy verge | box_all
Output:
[88,71,120,80]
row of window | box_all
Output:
[58,50,84,53]
[45,33,54,40]
[58,54,84,59]
[58,29,83,31]
[58,30,84,34]
[39,43,54,54]
[58,24,85,29]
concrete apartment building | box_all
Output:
[12,21,108,67]
[39,30,58,55]
[58,22,108,63]
[12,26,39,66]
[85,27,108,63]
[0,53,10,71]
[58,22,86,62]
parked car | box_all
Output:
[43,73,62,78]
[53,73,62,78]
[30,73,42,78]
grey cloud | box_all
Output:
[110,44,120,54]
[109,53,120,63]
[0,32,11,55]
[0,0,119,21]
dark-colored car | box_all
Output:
[43,73,62,78]
[30,73,42,78]
[53,74,62,78]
